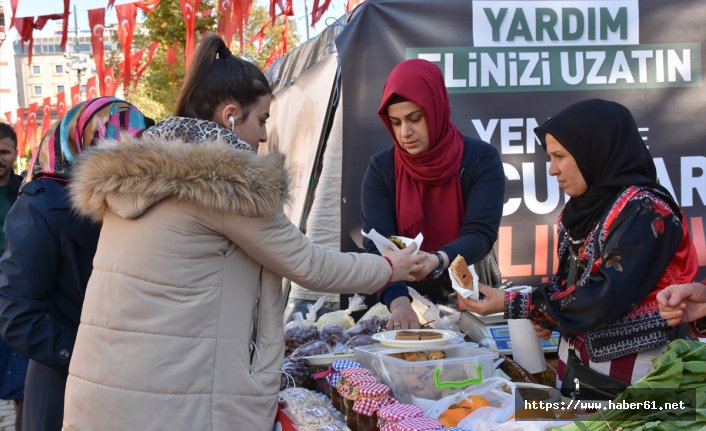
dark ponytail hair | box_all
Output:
[175,33,271,121]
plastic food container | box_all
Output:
[367,344,497,407]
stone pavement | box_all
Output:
[0,399,15,431]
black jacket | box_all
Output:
[361,136,505,306]
[0,178,100,431]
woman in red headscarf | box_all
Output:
[361,59,506,329]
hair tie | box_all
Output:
[217,45,231,59]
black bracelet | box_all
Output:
[430,252,445,279]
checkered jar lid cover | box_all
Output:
[331,360,360,371]
[393,416,444,431]
[326,360,361,386]
[377,403,424,421]
[348,374,379,386]
[339,367,372,378]
[357,381,390,398]
[353,395,396,416]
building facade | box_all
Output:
[0,1,19,116]
[13,27,119,108]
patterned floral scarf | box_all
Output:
[27,97,154,183]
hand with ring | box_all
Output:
[386,297,420,330]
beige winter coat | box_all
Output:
[62,135,391,430]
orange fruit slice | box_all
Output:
[439,407,470,425]
[457,395,491,410]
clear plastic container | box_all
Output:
[371,344,497,406]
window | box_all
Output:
[55,64,64,73]
[32,65,40,74]
[34,85,42,95]
[57,85,65,93]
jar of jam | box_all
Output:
[337,370,378,431]
[328,360,362,412]
[353,381,393,431]
[376,403,423,431]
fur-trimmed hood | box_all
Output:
[70,133,290,222]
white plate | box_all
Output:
[371,329,457,348]
[303,351,356,366]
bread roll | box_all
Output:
[449,255,474,289]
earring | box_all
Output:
[228,116,236,133]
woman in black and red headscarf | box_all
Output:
[461,99,698,398]
[361,59,506,329]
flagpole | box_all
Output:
[303,0,310,41]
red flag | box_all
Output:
[136,0,161,14]
[179,0,201,71]
[14,15,61,64]
[217,0,237,47]
[263,34,286,69]
[346,0,364,12]
[9,0,18,29]
[13,108,25,156]
[166,47,178,66]
[70,84,81,107]
[269,0,293,19]
[86,76,98,99]
[133,42,160,89]
[59,0,70,50]
[247,17,275,53]
[56,92,67,117]
[41,97,52,136]
[116,3,137,91]
[263,17,289,69]
[236,0,254,50]
[103,67,119,97]
[88,8,106,96]
[26,103,39,156]
[311,0,332,27]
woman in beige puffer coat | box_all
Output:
[62,34,422,431]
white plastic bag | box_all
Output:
[426,377,516,431]
[408,287,459,331]
[316,294,367,329]
[358,302,391,322]
[360,228,423,256]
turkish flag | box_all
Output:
[26,103,39,156]
[13,108,25,156]
[56,92,67,117]
[88,8,106,96]
[218,0,254,49]
[86,76,99,99]
[179,0,201,70]
[217,0,237,48]
[269,0,293,19]
[41,97,52,136]
[133,42,160,89]
[311,0,332,27]
[103,67,119,97]
[71,84,82,107]
[116,3,138,91]
[166,47,178,66]
[136,0,161,14]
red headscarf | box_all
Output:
[377,59,464,252]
